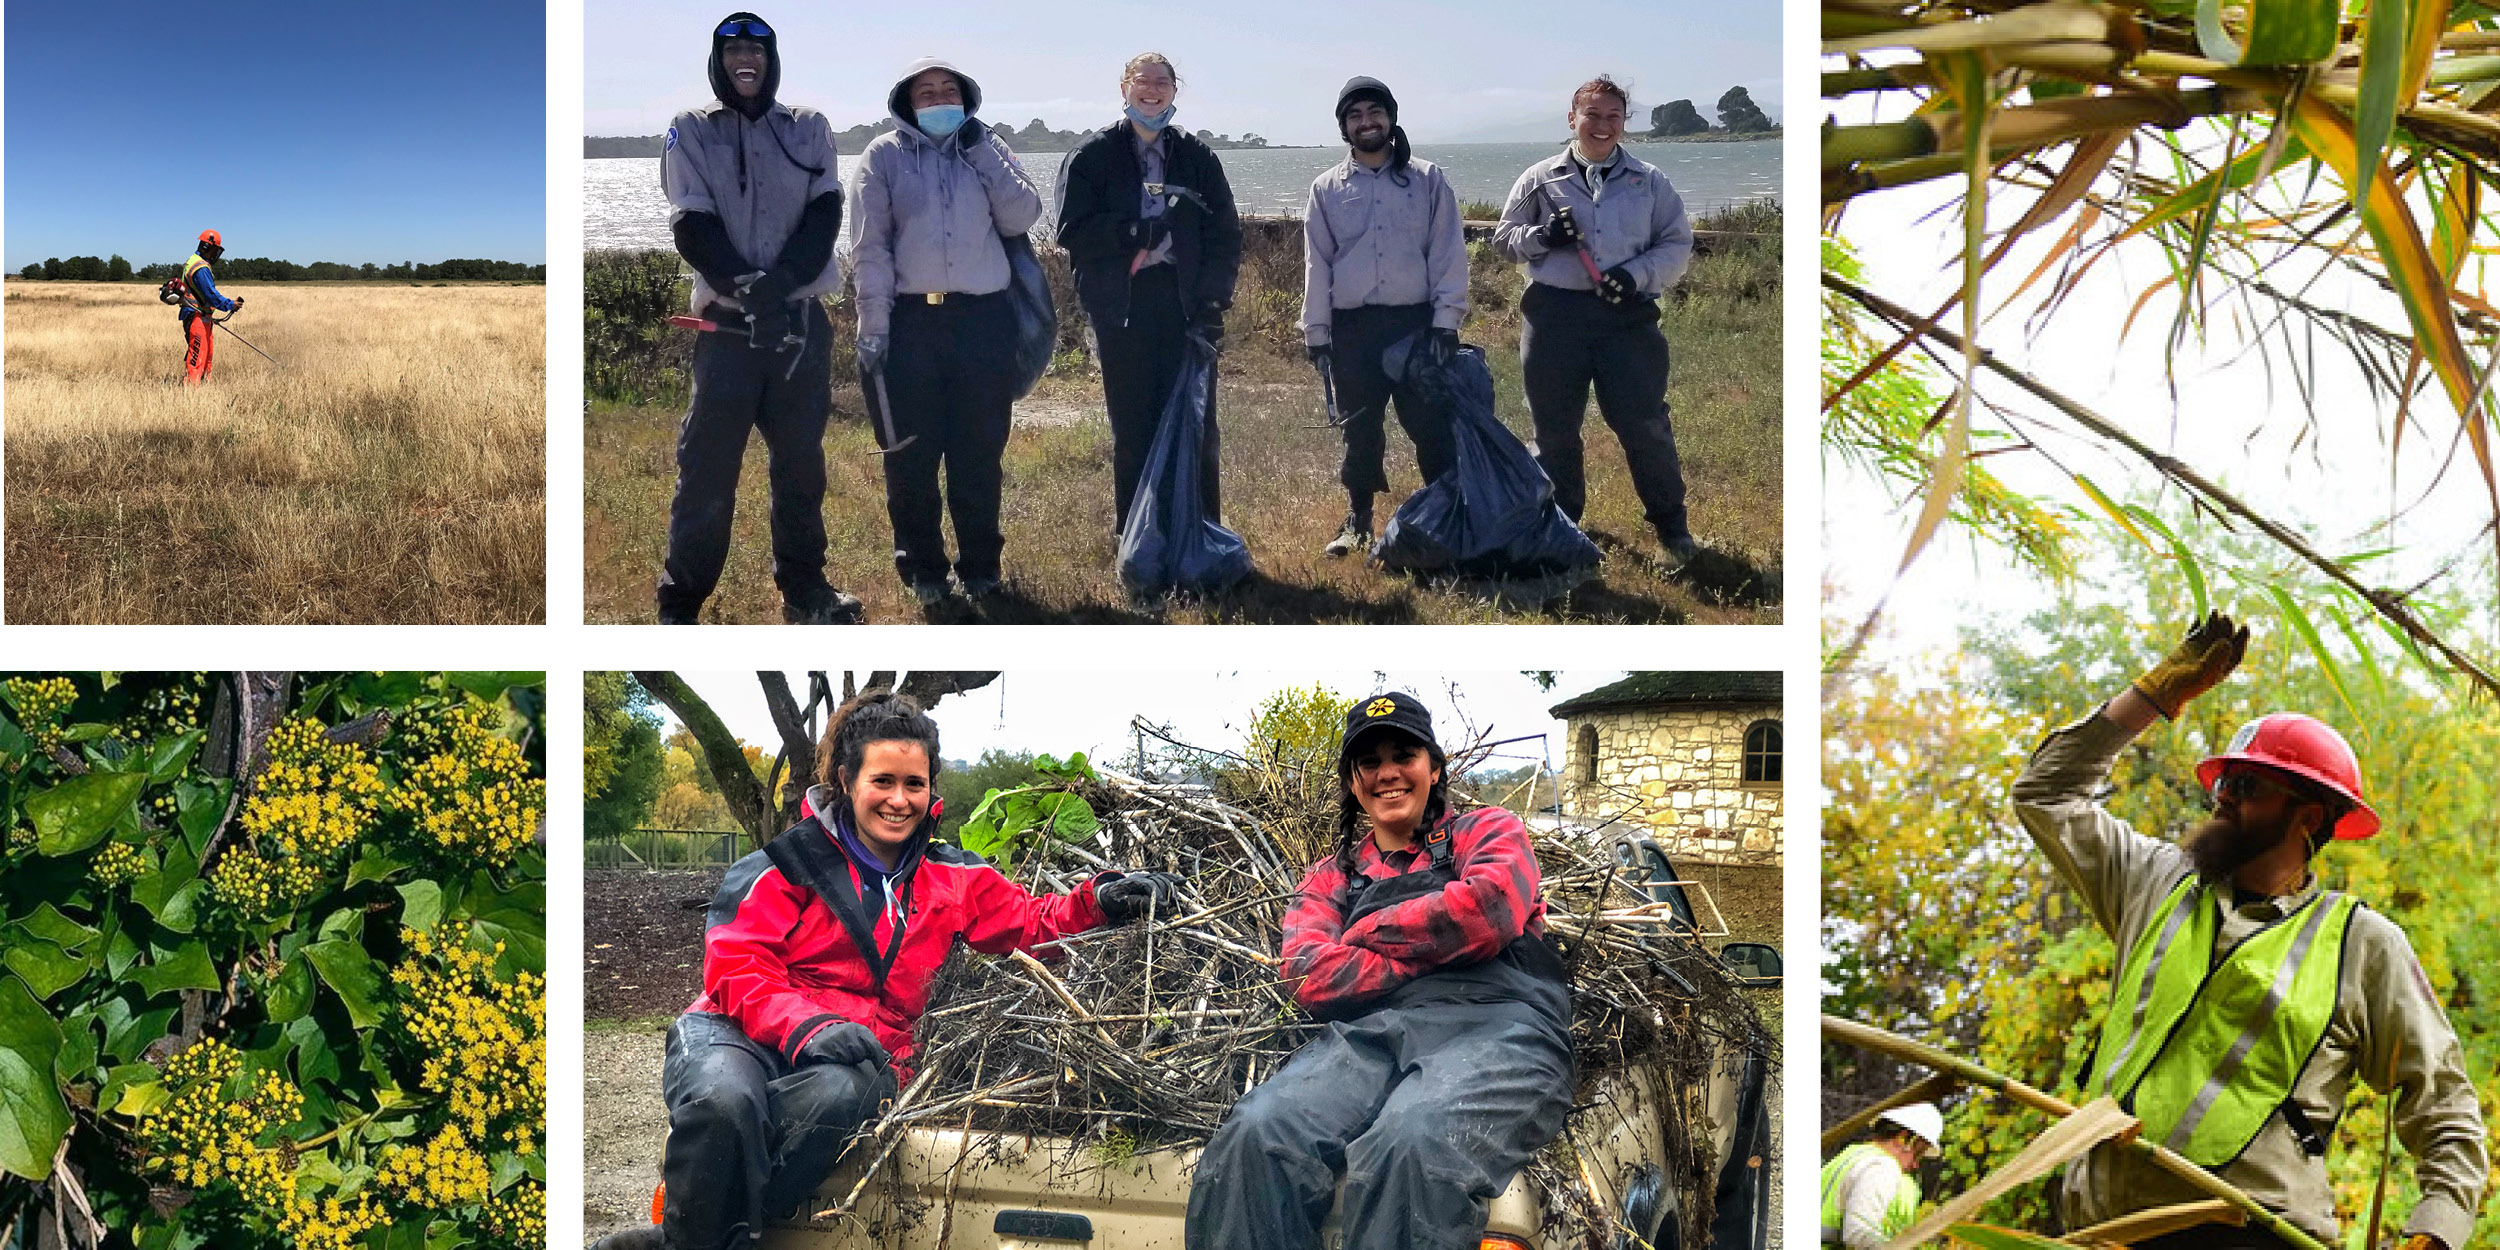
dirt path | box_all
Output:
[583,1025,670,1245]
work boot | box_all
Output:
[588,1228,665,1250]
[962,575,1003,600]
[1322,514,1371,559]
[782,584,865,625]
[1655,533,1701,577]
[657,603,701,625]
[911,578,953,608]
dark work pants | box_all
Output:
[1330,303,1456,500]
[656,300,835,617]
[1184,999,1573,1250]
[880,291,1017,585]
[1099,265,1222,533]
[660,1012,896,1250]
[1518,282,1691,544]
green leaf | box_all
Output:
[146,729,206,783]
[0,975,71,1179]
[346,845,412,888]
[17,904,99,952]
[446,671,540,700]
[0,714,26,759]
[2244,0,2341,65]
[56,723,114,743]
[98,999,177,1065]
[1038,793,1100,841]
[264,954,316,1024]
[2,941,88,1001]
[156,881,204,936]
[2354,0,2413,210]
[2124,505,2210,618]
[469,874,546,974]
[130,840,201,924]
[99,1064,159,1117]
[27,771,148,856]
[176,781,227,844]
[104,929,140,981]
[303,940,387,1029]
[130,942,219,998]
[396,880,445,932]
[318,905,366,945]
[53,1015,97,1088]
[2265,583,2357,721]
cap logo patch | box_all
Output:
[1364,698,1398,718]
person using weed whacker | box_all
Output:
[2012,612,2484,1250]
[1493,76,1702,577]
[587,691,1180,1250]
[172,228,242,386]
[653,11,862,626]
[1299,77,1468,559]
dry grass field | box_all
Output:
[4,281,545,623]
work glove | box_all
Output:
[746,305,795,351]
[233,296,246,309]
[1537,205,1582,249]
[1095,871,1184,925]
[1427,328,1460,367]
[2131,610,2250,720]
[1596,265,1640,305]
[736,268,800,310]
[857,333,889,378]
[1305,343,1333,372]
[1189,304,1225,351]
[795,1020,890,1071]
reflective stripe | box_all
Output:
[2161,894,2339,1151]
[2100,881,2200,1091]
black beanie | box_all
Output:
[1334,76,1397,129]
[708,12,781,120]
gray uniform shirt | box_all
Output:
[1299,155,1467,346]
[848,120,1044,337]
[660,101,847,314]
[2012,709,2485,1248]
[1491,147,1693,295]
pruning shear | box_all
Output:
[1534,175,1613,295]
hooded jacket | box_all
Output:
[1055,121,1242,330]
[660,14,846,314]
[848,56,1044,338]
[688,783,1112,1080]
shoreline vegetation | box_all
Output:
[582,128,1780,159]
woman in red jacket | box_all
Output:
[1185,691,1576,1250]
[600,691,1178,1250]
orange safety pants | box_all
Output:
[182,313,215,385]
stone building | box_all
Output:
[1550,672,1783,946]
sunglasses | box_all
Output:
[2209,770,2298,806]
[717,18,772,38]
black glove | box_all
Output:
[1190,304,1225,350]
[796,1020,888,1070]
[232,296,246,309]
[1096,871,1183,925]
[746,305,796,351]
[1538,205,1581,249]
[1428,328,1460,366]
[736,268,800,310]
[1597,265,1640,305]
[1306,343,1333,372]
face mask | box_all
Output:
[1123,102,1176,132]
[916,104,966,138]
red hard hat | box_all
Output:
[199,229,221,248]
[2196,713,2380,840]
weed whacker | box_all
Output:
[209,309,282,367]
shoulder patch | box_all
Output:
[666,127,677,151]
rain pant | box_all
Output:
[658,1010,897,1250]
[1372,334,1602,579]
[1115,336,1250,598]
[183,316,216,386]
[874,290,1018,587]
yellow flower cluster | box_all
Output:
[5,675,77,750]
[391,926,546,1153]
[210,717,385,917]
[209,849,323,915]
[91,840,146,887]
[143,1037,389,1248]
[386,706,544,868]
[481,1180,546,1246]
[136,673,207,739]
[376,1125,493,1208]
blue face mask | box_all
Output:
[1123,102,1176,132]
[916,104,966,139]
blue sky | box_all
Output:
[4,1,546,268]
[585,0,1778,145]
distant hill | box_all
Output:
[588,121,1307,159]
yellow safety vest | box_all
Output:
[1818,1142,1918,1245]
[180,253,212,315]
[2093,875,2358,1166]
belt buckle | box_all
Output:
[925,292,945,305]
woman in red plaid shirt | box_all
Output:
[1185,690,1575,1250]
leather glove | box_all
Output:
[1190,304,1225,350]
[1096,871,1184,925]
[232,296,246,308]
[1537,205,1581,249]
[736,267,800,310]
[857,333,888,377]
[745,305,795,351]
[1306,343,1333,372]
[1597,265,1640,304]
[2132,610,2250,720]
[795,1020,889,1071]
[1427,328,1460,366]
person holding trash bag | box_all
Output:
[653,12,862,626]
[1492,75,1701,575]
[1185,691,1574,1250]
[1301,77,1470,559]
[588,691,1184,1250]
[852,56,1045,607]
[175,229,241,386]
[1057,53,1243,535]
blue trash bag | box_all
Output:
[1117,336,1253,598]
[1003,232,1058,399]
[1373,334,1603,579]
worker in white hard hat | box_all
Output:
[1818,1102,1940,1248]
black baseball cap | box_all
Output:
[1337,691,1438,772]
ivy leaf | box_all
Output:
[18,904,100,952]
[0,974,71,1180]
[145,730,206,783]
[98,1064,159,1117]
[396,881,444,933]
[446,672,539,701]
[0,713,26,759]
[2,941,88,1002]
[130,942,219,998]
[97,999,177,1065]
[131,842,200,925]
[53,1015,97,1088]
[27,771,148,856]
[264,954,315,1025]
[176,781,228,846]
[347,846,411,888]
[303,940,387,1029]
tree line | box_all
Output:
[16,255,547,283]
[586,117,1283,160]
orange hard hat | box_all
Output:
[199,229,222,248]
[2197,713,2380,840]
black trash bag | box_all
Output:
[1117,337,1251,598]
[1372,334,1602,580]
[1003,231,1058,399]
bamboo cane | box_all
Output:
[1821,1015,2332,1250]
[1820,1071,1960,1153]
